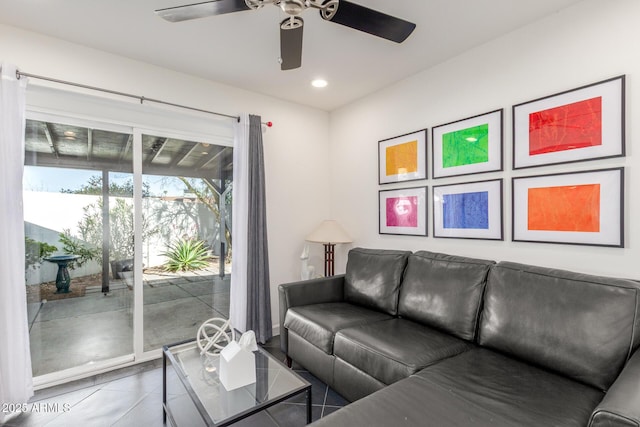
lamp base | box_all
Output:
[323,243,335,277]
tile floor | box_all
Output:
[2,336,348,427]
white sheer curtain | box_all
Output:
[230,113,249,333]
[0,62,33,424]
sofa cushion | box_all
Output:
[344,248,411,316]
[311,348,604,427]
[397,251,494,340]
[284,302,392,354]
[412,348,604,426]
[334,318,473,385]
[480,261,640,391]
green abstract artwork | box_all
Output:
[442,124,489,168]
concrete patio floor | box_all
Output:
[27,267,230,377]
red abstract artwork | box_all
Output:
[529,97,602,156]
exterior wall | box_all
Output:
[23,192,219,285]
[24,192,103,285]
[329,0,640,279]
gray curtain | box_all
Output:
[246,114,272,344]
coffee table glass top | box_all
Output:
[164,340,310,426]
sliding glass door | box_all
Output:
[139,131,232,352]
[24,116,135,377]
[23,114,233,382]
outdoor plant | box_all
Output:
[66,198,156,262]
[61,177,155,264]
[24,237,57,271]
[58,229,100,269]
[108,198,136,261]
[152,176,232,261]
[162,238,210,272]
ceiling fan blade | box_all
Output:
[280,17,304,71]
[155,0,250,22]
[322,0,415,43]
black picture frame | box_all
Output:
[379,186,428,236]
[512,75,625,169]
[512,167,624,247]
[378,129,427,184]
[432,109,503,179]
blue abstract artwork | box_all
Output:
[443,191,489,229]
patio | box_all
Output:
[26,265,230,377]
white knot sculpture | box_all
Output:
[197,317,235,356]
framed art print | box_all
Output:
[512,168,623,247]
[379,129,427,184]
[432,109,502,179]
[433,179,503,240]
[513,75,625,169]
[379,186,427,236]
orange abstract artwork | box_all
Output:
[528,184,600,232]
[386,140,418,176]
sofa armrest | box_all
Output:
[589,349,640,427]
[278,275,345,355]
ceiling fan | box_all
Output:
[155,0,416,70]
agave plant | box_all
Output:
[162,238,210,272]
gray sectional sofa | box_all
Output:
[278,248,640,426]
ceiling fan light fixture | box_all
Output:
[280,0,306,15]
[319,0,339,20]
[157,0,416,70]
[311,78,328,88]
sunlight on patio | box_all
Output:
[27,262,231,377]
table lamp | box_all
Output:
[306,220,352,277]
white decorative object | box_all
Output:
[300,244,310,280]
[219,340,256,390]
[300,243,317,280]
[238,330,259,352]
[196,318,235,356]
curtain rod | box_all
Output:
[14,70,273,127]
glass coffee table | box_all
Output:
[163,339,311,426]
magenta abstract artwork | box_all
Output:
[379,186,427,236]
[386,196,418,227]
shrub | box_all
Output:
[162,238,210,272]
[25,237,57,271]
[59,229,101,269]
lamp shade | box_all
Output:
[305,220,352,244]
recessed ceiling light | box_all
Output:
[64,131,76,137]
[311,79,328,88]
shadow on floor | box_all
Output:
[4,336,348,427]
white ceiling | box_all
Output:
[0,0,586,111]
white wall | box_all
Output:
[5,0,639,333]
[0,24,332,330]
[329,0,639,279]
